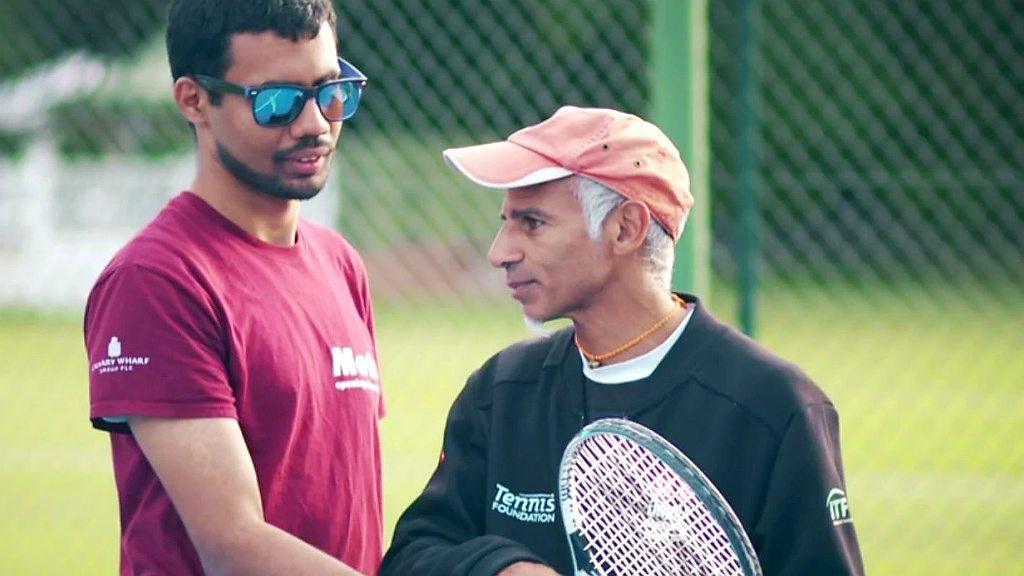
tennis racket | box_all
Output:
[558,418,762,576]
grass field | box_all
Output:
[1,284,1022,574]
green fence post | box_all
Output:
[652,0,710,300]
[736,0,760,336]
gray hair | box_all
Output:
[571,176,675,289]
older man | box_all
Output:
[381,106,864,576]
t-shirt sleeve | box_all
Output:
[85,264,236,433]
[341,240,375,337]
[340,240,386,419]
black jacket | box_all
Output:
[381,297,864,575]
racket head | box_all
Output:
[558,418,762,576]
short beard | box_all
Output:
[216,138,331,201]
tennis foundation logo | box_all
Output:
[90,336,151,375]
[491,483,556,524]
[827,487,853,526]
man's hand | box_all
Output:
[496,561,562,576]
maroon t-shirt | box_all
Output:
[85,192,384,575]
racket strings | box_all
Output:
[568,434,745,575]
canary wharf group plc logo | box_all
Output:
[827,487,853,526]
[90,336,151,375]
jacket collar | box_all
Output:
[543,293,721,366]
[545,294,729,420]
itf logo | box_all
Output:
[826,487,853,526]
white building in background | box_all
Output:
[0,49,338,311]
[0,150,339,312]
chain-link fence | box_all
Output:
[1,1,1021,574]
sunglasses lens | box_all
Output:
[318,81,362,121]
[253,87,305,127]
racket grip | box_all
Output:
[568,531,596,575]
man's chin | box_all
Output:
[217,143,328,201]
[274,174,329,201]
[523,315,554,336]
[278,185,323,201]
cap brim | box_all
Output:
[442,141,573,189]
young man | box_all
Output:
[381,106,864,575]
[84,2,382,574]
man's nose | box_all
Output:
[487,225,521,269]
[289,96,332,139]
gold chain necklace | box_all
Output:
[575,294,686,369]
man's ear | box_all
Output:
[607,200,651,256]
[173,76,207,127]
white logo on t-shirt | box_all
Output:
[330,346,380,392]
[491,483,556,524]
[91,336,150,375]
[827,487,853,526]
[107,337,122,357]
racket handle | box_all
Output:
[568,531,596,575]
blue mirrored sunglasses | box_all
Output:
[193,57,367,127]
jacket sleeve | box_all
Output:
[380,370,548,576]
[754,402,865,575]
